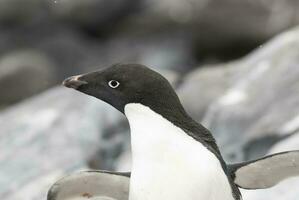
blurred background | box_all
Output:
[1,0,299,199]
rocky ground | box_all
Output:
[1,0,299,200]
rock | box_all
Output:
[49,0,139,30]
[35,29,101,77]
[0,50,57,106]
[0,0,43,25]
[0,0,138,28]
[188,26,299,162]
[178,64,243,121]
[124,0,299,61]
[36,29,192,75]
[0,87,125,200]
[269,131,299,154]
[96,34,195,72]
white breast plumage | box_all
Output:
[124,103,235,200]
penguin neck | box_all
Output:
[124,102,216,161]
[124,103,189,160]
[134,94,223,161]
[137,88,189,122]
[124,103,216,167]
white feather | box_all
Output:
[125,103,235,200]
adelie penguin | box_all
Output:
[48,63,299,200]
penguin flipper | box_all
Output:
[47,170,130,200]
[229,150,299,189]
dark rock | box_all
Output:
[0,50,57,106]
[48,0,140,32]
[0,0,43,25]
[123,0,299,61]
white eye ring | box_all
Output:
[108,80,120,88]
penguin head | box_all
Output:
[63,63,182,113]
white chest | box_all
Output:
[124,103,235,200]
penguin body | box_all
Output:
[125,103,235,200]
[62,63,240,199]
[52,63,299,200]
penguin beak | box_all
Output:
[62,75,88,89]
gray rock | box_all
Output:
[0,0,43,24]
[193,26,299,162]
[95,34,195,72]
[0,87,125,200]
[0,50,57,106]
[269,131,299,154]
[0,0,137,27]
[178,64,243,121]
[49,0,139,29]
[125,0,299,60]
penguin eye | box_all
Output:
[108,80,120,88]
